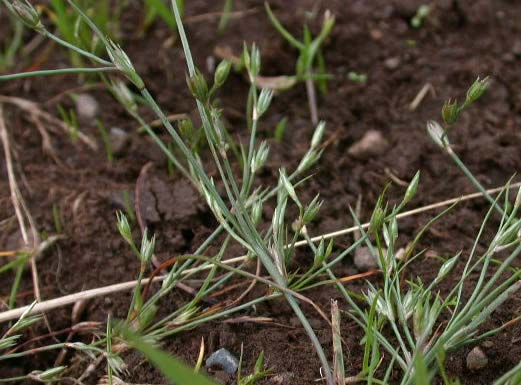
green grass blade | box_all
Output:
[118,325,218,385]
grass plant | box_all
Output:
[0,1,520,385]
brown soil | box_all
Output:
[1,0,521,384]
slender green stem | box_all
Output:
[0,342,102,361]
[446,192,500,326]
[0,375,28,382]
[2,18,23,70]
[130,111,191,181]
[448,148,504,215]
[157,295,274,339]
[292,236,365,290]
[0,66,117,81]
[43,30,112,66]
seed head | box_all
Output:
[465,76,490,104]
[251,141,270,173]
[441,99,460,125]
[29,366,67,382]
[254,88,273,120]
[139,230,156,264]
[186,69,209,102]
[106,40,144,90]
[426,120,450,149]
[403,171,420,204]
[11,0,45,32]
[311,121,326,148]
[116,211,133,245]
[303,194,323,224]
[214,60,232,88]
[279,169,299,206]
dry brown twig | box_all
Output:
[184,7,259,24]
[31,111,64,165]
[0,181,519,323]
[0,105,56,334]
[409,82,435,111]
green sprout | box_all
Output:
[143,0,183,32]
[96,119,113,163]
[347,71,367,84]
[265,2,335,124]
[57,104,79,141]
[411,4,431,28]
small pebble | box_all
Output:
[370,29,383,41]
[384,56,401,70]
[512,40,521,57]
[354,246,379,271]
[75,94,99,121]
[206,348,239,374]
[466,347,488,370]
[109,127,130,156]
[348,130,389,160]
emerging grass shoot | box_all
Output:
[265,2,334,124]
[0,9,23,72]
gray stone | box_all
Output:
[348,130,389,160]
[466,347,488,370]
[206,348,239,374]
[109,127,130,155]
[512,40,521,57]
[75,94,99,121]
[384,56,401,70]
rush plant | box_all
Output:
[1,2,520,384]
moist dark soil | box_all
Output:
[1,0,521,384]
